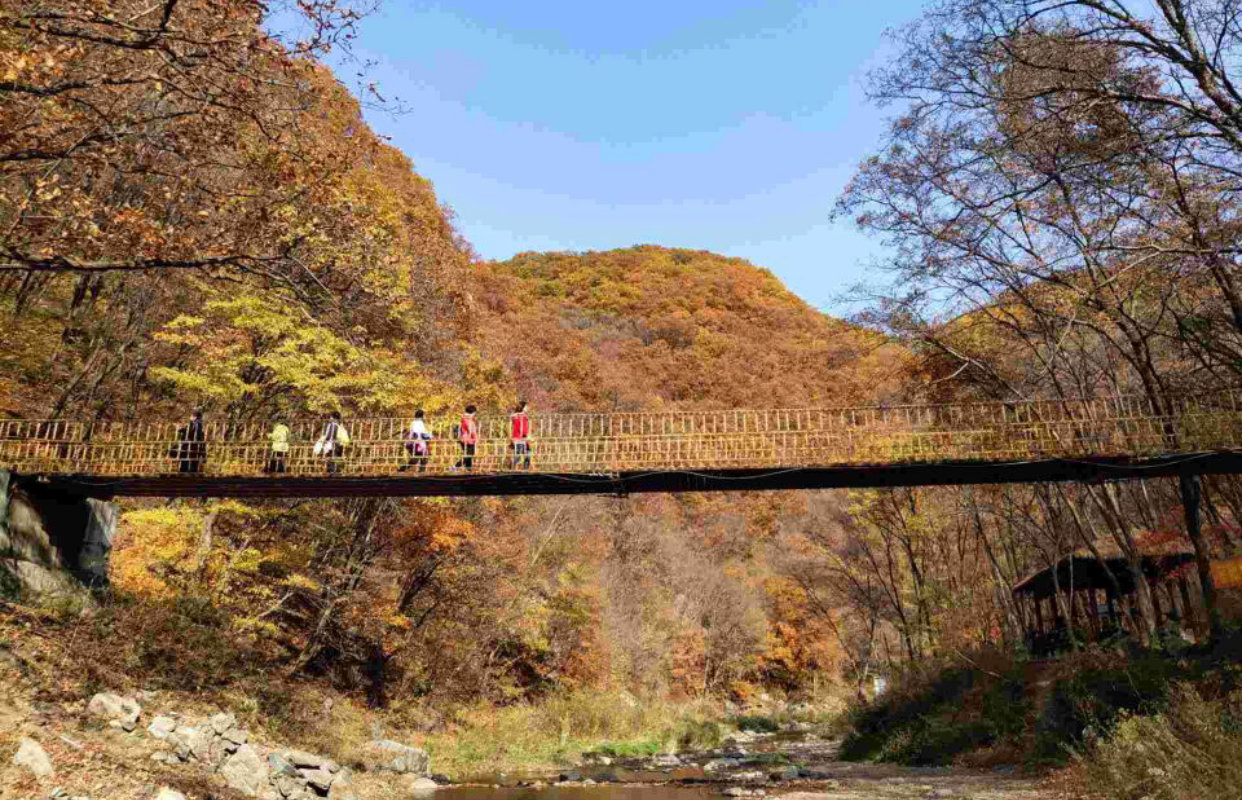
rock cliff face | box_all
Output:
[0,470,115,601]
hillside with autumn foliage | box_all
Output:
[7,3,1242,799]
[0,4,918,783]
[475,246,905,411]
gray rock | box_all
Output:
[704,758,743,773]
[327,768,359,800]
[221,744,269,797]
[222,726,249,746]
[403,776,439,794]
[269,753,299,777]
[147,715,178,740]
[87,692,141,732]
[301,767,335,792]
[13,737,54,777]
[169,725,210,762]
[209,711,238,735]
[205,735,237,769]
[723,789,764,797]
[154,789,187,800]
[734,771,767,783]
[651,754,683,768]
[361,739,430,775]
[272,773,314,799]
[285,748,339,773]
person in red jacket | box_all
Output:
[455,404,478,471]
[510,400,532,469]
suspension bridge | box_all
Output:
[3,393,1242,498]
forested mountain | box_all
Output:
[458,247,908,701]
[475,246,903,411]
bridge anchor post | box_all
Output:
[1,469,117,602]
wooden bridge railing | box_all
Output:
[1,392,1241,479]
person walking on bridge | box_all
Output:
[266,418,291,474]
[401,409,433,472]
[455,404,478,471]
[317,411,351,475]
[511,400,532,469]
[174,409,206,474]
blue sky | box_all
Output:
[313,1,925,312]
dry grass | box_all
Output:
[420,689,724,777]
[1081,683,1242,800]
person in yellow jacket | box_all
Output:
[266,419,291,474]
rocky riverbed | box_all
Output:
[450,729,1063,800]
[5,687,1066,800]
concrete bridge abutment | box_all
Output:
[0,469,117,603]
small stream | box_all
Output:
[447,729,840,795]
[429,730,1050,800]
[436,786,718,800]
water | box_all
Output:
[435,786,717,800]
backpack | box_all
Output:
[451,423,461,440]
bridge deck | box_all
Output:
[4,394,1242,497]
[21,452,1242,499]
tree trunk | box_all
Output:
[1180,473,1224,643]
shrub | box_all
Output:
[732,714,780,733]
[838,667,979,762]
[837,654,1033,767]
[1032,651,1183,764]
[1083,684,1242,800]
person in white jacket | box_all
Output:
[401,409,434,472]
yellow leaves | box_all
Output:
[283,573,321,592]
[112,506,207,599]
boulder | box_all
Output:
[704,758,743,773]
[12,737,54,777]
[205,735,234,769]
[402,776,439,794]
[169,726,211,762]
[147,715,178,740]
[269,752,299,777]
[220,744,269,797]
[271,773,314,800]
[209,711,238,735]
[87,692,141,731]
[327,768,359,800]
[154,789,188,800]
[301,766,335,793]
[285,748,339,773]
[360,739,429,775]
[651,754,683,768]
